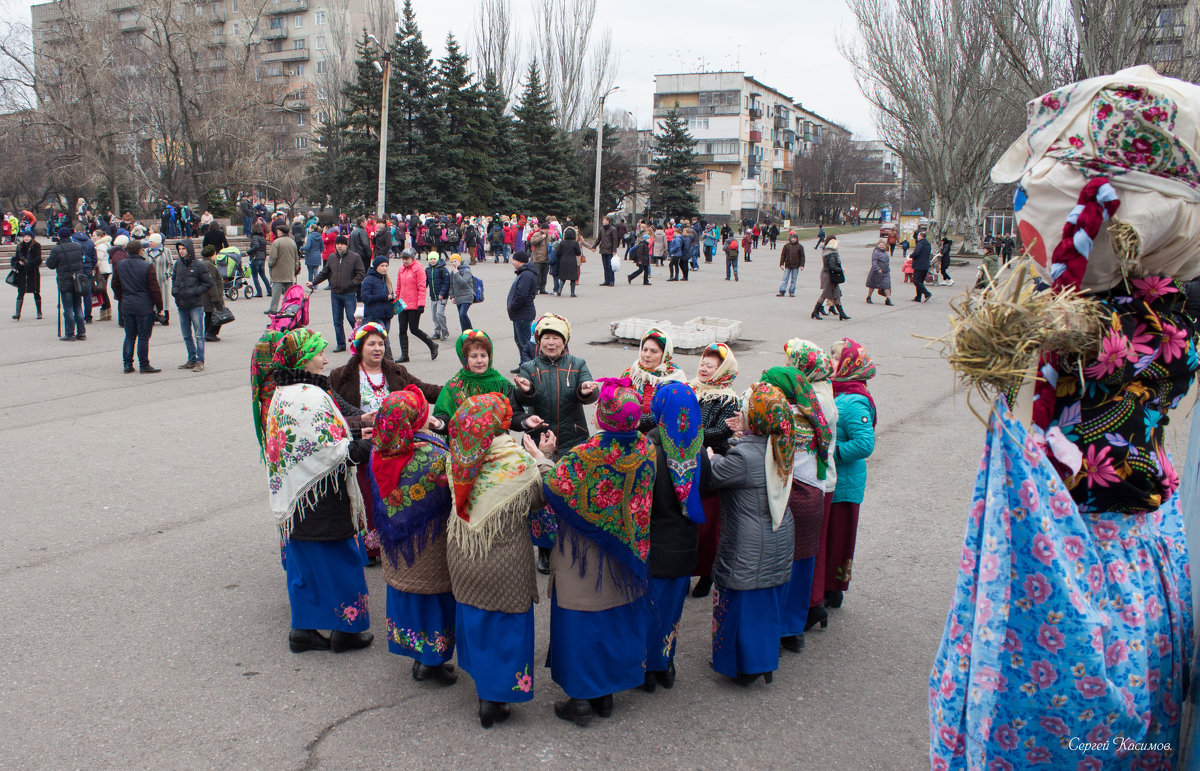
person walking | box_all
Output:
[886,226,898,256]
[247,223,270,298]
[394,248,438,364]
[267,222,298,314]
[171,238,211,371]
[10,228,42,320]
[741,229,753,262]
[767,222,779,250]
[591,215,618,287]
[447,254,475,332]
[554,227,582,297]
[426,253,451,340]
[111,238,163,373]
[724,237,739,282]
[936,237,954,286]
[812,237,850,320]
[702,225,718,264]
[200,245,226,342]
[45,226,86,341]
[506,251,538,370]
[865,238,894,305]
[147,234,172,326]
[302,225,324,285]
[815,225,827,249]
[652,224,667,267]
[626,232,651,286]
[309,234,365,353]
[910,231,933,302]
[527,221,550,295]
[360,256,395,358]
[777,231,804,297]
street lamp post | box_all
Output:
[369,32,415,219]
[592,86,618,239]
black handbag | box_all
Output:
[4,269,16,286]
[212,305,235,326]
[72,271,90,296]
[828,265,846,285]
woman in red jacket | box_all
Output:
[321,226,338,261]
[393,248,439,363]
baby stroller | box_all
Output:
[217,247,253,301]
[267,284,311,332]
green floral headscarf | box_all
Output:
[433,329,512,422]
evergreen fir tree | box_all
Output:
[427,34,491,214]
[648,104,702,219]
[389,0,437,212]
[481,68,525,214]
[329,35,387,212]
[513,60,581,219]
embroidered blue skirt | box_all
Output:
[646,576,689,672]
[283,537,370,632]
[548,592,647,699]
[530,505,558,549]
[455,602,536,703]
[780,557,816,638]
[711,583,785,678]
[384,587,455,665]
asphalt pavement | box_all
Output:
[1,228,1192,769]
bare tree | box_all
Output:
[470,0,521,100]
[532,0,616,131]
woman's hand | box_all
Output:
[361,427,374,440]
[579,380,597,397]
[538,430,558,456]
[523,434,545,460]
[360,410,376,426]
[524,414,546,430]
[428,416,445,432]
[725,414,747,436]
[514,376,532,393]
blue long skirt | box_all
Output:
[455,602,536,703]
[283,538,370,632]
[711,583,785,678]
[385,586,455,665]
[530,505,558,549]
[646,576,689,672]
[548,591,647,699]
[779,558,816,638]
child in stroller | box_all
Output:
[217,246,254,300]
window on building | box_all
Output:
[314,10,326,24]
[268,40,282,52]
[316,87,328,100]
[297,112,305,126]
[294,38,304,49]
[294,14,302,28]
[296,136,308,149]
[315,35,325,50]
[689,118,709,130]
[267,65,282,76]
[232,22,240,36]
[697,90,739,109]
[316,59,326,74]
[292,63,304,76]
[232,0,238,11]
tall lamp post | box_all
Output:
[592,86,618,239]
[368,31,415,219]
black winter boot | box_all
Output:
[34,293,42,318]
[836,304,852,320]
[13,295,22,320]
[811,302,825,320]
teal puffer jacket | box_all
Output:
[832,393,876,504]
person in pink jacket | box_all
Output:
[394,248,439,362]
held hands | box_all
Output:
[538,430,557,456]
[522,434,544,460]
[360,411,377,426]
[725,414,747,437]
[361,427,374,440]
[524,415,547,431]
[428,416,445,432]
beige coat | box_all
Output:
[267,235,298,282]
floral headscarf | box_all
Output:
[760,366,832,479]
[623,328,688,413]
[689,342,739,403]
[784,338,833,382]
[832,338,878,426]
[433,329,512,422]
[350,321,387,357]
[595,377,642,432]
[252,329,288,462]
[650,382,705,523]
[369,387,452,568]
[744,383,797,531]
[371,386,430,498]
[272,328,327,372]
[448,392,513,522]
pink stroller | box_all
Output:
[266,285,311,331]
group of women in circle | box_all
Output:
[253,315,878,729]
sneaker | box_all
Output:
[944,279,955,286]
[193,362,205,372]
[179,361,196,369]
[332,346,346,353]
[75,335,86,341]
[124,365,135,373]
[140,366,162,374]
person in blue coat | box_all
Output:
[824,338,876,610]
[302,225,324,284]
[361,255,395,358]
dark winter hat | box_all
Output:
[335,234,349,245]
[57,227,71,240]
[19,228,33,238]
[372,255,390,269]
[512,250,529,263]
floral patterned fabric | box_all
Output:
[689,342,739,403]
[649,382,706,523]
[929,399,1192,770]
[448,392,513,522]
[594,377,642,433]
[743,383,797,531]
[1044,277,1198,515]
[542,430,656,594]
[831,337,878,426]
[385,586,454,665]
[784,338,834,383]
[760,366,832,479]
[370,386,430,498]
[371,430,452,570]
[282,538,371,633]
[251,329,288,462]
[266,382,362,538]
[622,327,688,418]
[432,329,511,422]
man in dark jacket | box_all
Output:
[70,227,96,322]
[111,239,163,373]
[171,238,213,370]
[350,217,372,280]
[202,222,228,253]
[590,215,619,287]
[45,226,87,340]
[373,220,392,259]
[425,253,451,340]
[910,231,933,302]
[238,197,254,235]
[309,235,366,352]
[936,237,954,286]
[777,232,805,297]
[506,251,538,370]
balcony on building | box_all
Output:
[107,0,138,11]
[773,114,787,129]
[266,0,308,14]
[263,26,289,40]
[283,90,310,111]
[262,48,310,63]
[748,105,763,120]
[651,103,738,118]
[748,129,762,143]
[696,152,741,164]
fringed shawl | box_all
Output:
[761,365,833,480]
[689,342,739,403]
[446,433,542,559]
[252,329,288,462]
[744,383,797,531]
[266,382,364,538]
[650,382,706,523]
[542,431,656,596]
[371,431,453,568]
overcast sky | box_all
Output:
[403,0,877,137]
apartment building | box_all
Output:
[30,0,382,158]
[652,71,850,224]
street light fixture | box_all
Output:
[367,32,417,218]
[592,85,618,240]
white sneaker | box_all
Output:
[945,279,955,286]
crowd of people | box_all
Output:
[255,313,879,729]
